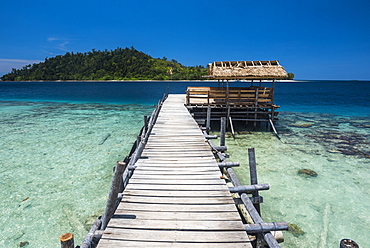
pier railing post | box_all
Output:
[101,161,127,230]
[144,115,148,134]
[206,106,211,132]
[220,117,226,147]
[60,233,74,248]
[248,147,261,215]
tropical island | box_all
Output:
[1,47,294,81]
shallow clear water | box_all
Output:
[0,100,153,247]
[223,112,370,247]
[0,81,369,247]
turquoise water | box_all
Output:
[0,81,369,247]
[0,100,153,247]
[224,112,370,247]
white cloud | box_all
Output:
[47,37,58,41]
[57,41,70,51]
[47,36,72,51]
[0,59,42,76]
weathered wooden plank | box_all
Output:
[99,228,252,247]
[132,168,220,174]
[133,167,220,172]
[124,184,229,191]
[116,202,239,212]
[96,95,252,247]
[112,209,242,220]
[131,171,221,176]
[144,146,210,150]
[130,173,223,179]
[127,179,226,186]
[97,239,252,248]
[123,189,234,197]
[134,164,218,169]
[107,219,246,231]
[100,229,250,243]
[121,195,235,204]
[138,158,216,162]
[142,151,214,156]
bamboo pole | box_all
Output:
[206,106,211,131]
[229,116,235,139]
[101,161,127,230]
[254,88,259,130]
[218,161,240,168]
[144,115,148,134]
[229,183,270,194]
[271,79,276,122]
[269,118,282,141]
[248,147,261,215]
[60,233,74,248]
[225,150,283,248]
[227,105,231,128]
[220,117,226,147]
[245,222,288,233]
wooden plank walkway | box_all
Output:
[97,94,252,247]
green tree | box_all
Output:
[287,73,295,80]
[0,47,208,81]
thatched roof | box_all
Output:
[207,60,288,79]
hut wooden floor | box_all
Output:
[97,94,252,247]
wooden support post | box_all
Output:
[269,118,281,141]
[206,106,211,132]
[254,88,259,130]
[81,218,102,248]
[101,161,127,230]
[204,134,218,140]
[229,116,235,139]
[271,79,276,123]
[218,161,240,168]
[229,183,270,194]
[226,81,230,111]
[248,147,261,215]
[226,155,283,248]
[186,89,190,105]
[60,233,74,248]
[220,117,226,147]
[213,145,227,152]
[248,148,258,185]
[227,105,231,128]
[244,222,288,233]
[136,135,141,148]
[144,115,148,134]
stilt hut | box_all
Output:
[186,60,288,130]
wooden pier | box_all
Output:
[97,94,252,247]
[72,93,288,248]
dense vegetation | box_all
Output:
[1,47,294,81]
[287,73,295,80]
[1,47,207,81]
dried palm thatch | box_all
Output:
[207,60,288,79]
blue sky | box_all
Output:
[1,0,369,80]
